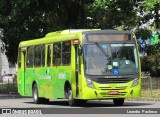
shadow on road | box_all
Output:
[0,94,154,107]
[24,100,153,108]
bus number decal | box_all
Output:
[38,75,52,80]
[58,73,66,79]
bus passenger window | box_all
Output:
[62,41,71,65]
[41,45,45,67]
[26,46,34,68]
[53,43,61,66]
[47,45,52,66]
[18,48,21,68]
[34,45,41,67]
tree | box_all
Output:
[84,0,138,30]
[0,0,87,64]
[0,0,159,65]
[140,0,160,29]
[135,0,160,76]
[0,0,46,63]
[141,51,160,77]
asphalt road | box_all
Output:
[0,95,160,117]
[0,95,159,108]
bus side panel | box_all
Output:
[18,51,25,96]
[17,70,25,96]
[53,66,71,98]
[47,67,57,99]
[38,67,57,99]
[25,68,35,96]
[51,67,61,99]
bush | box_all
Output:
[141,43,160,77]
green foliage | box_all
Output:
[0,0,85,64]
[0,0,159,65]
[85,0,138,29]
[147,40,160,55]
[141,33,160,76]
[141,0,160,10]
[0,0,46,63]
[141,52,160,77]
[139,0,160,29]
[135,28,152,40]
[141,39,160,76]
[150,33,160,45]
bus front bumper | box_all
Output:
[81,86,141,100]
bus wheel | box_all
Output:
[68,88,76,106]
[32,84,42,104]
[113,98,124,106]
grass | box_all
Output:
[141,89,160,98]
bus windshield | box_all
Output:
[83,43,139,75]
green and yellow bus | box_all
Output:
[17,29,141,106]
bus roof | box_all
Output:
[19,29,133,48]
[19,29,100,47]
[45,29,100,37]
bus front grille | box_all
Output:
[95,77,134,84]
[100,87,127,90]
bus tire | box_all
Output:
[68,88,77,106]
[113,98,124,106]
[32,84,42,104]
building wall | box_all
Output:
[0,40,15,76]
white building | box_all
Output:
[0,32,15,76]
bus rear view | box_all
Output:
[79,30,141,106]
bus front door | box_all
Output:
[20,48,26,95]
[45,44,53,98]
[75,45,81,97]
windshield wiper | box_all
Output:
[95,42,111,65]
[95,42,109,58]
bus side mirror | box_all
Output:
[78,47,82,56]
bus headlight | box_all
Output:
[132,78,139,87]
[86,78,95,88]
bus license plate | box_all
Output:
[108,91,119,95]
